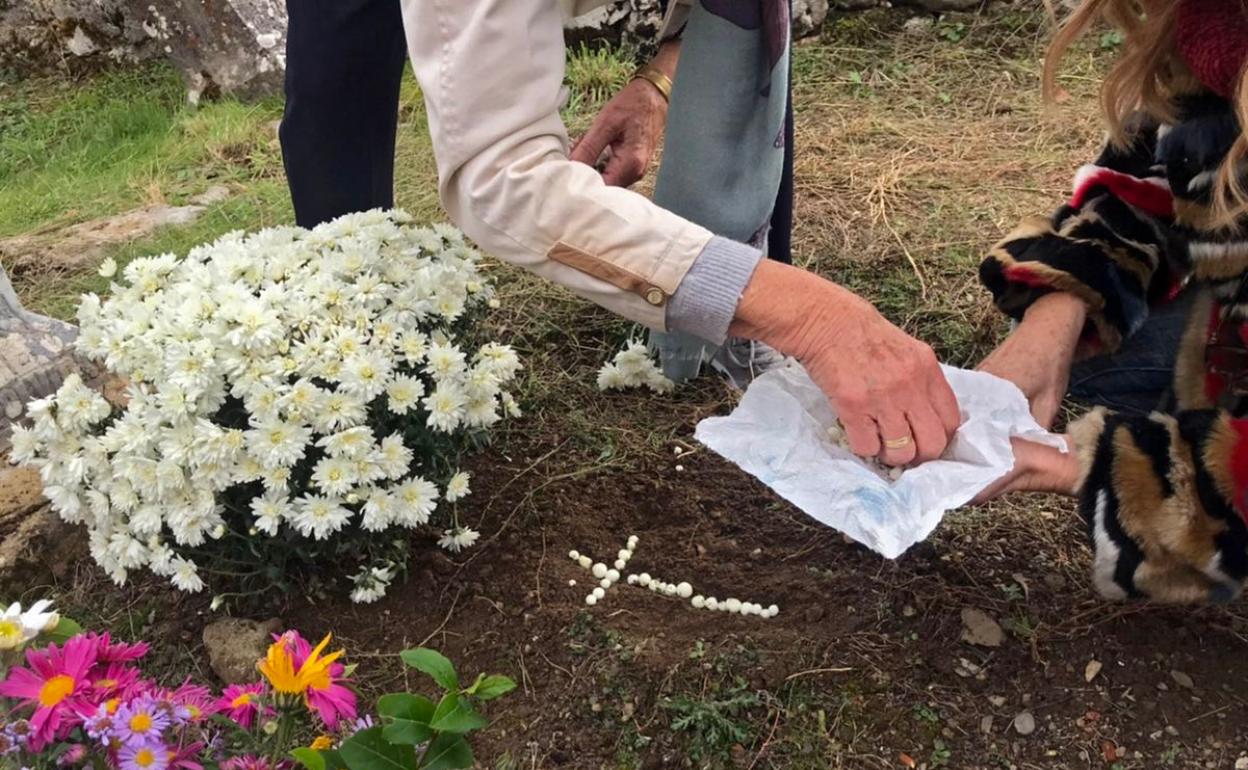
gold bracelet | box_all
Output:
[631,63,672,103]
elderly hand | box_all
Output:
[971,437,1082,503]
[569,76,668,188]
[730,260,962,467]
[570,40,678,188]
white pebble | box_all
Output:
[768,604,779,616]
[593,587,605,599]
[676,582,693,599]
[578,556,592,569]
[725,598,742,614]
[568,579,577,587]
[591,563,608,579]
[664,585,678,597]
[888,466,903,481]
[617,549,631,561]
[691,595,706,609]
[568,550,580,561]
[705,598,719,610]
[607,569,620,582]
[638,573,652,586]
[627,574,638,585]
[649,583,659,592]
[599,578,612,589]
[614,559,626,570]
[675,464,684,472]
[628,535,639,546]
[585,594,598,606]
[674,446,683,456]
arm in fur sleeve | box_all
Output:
[1070,407,1248,603]
[979,117,1182,354]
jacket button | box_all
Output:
[644,287,665,306]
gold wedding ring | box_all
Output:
[883,436,913,450]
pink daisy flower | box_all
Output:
[220,756,281,770]
[86,632,150,664]
[165,681,218,724]
[217,683,265,729]
[89,662,149,703]
[0,635,98,750]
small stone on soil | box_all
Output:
[1084,660,1103,683]
[960,607,1005,648]
[1013,711,1036,735]
[1170,670,1195,689]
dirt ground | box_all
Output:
[7,6,1248,770]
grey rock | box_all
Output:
[0,264,93,452]
[960,607,1004,648]
[203,617,283,684]
[1,0,285,99]
[1170,670,1195,690]
[792,0,830,38]
[1013,710,1036,736]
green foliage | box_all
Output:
[293,648,514,770]
[662,680,762,761]
[562,43,636,119]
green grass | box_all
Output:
[0,66,287,238]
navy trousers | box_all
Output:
[280,0,409,228]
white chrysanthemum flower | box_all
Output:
[445,471,471,502]
[250,494,292,536]
[392,477,438,526]
[292,494,353,540]
[366,434,407,477]
[425,341,467,379]
[360,489,396,531]
[317,426,375,459]
[340,352,393,400]
[385,375,425,415]
[438,527,480,553]
[598,342,675,394]
[311,456,358,497]
[98,257,118,278]
[170,557,206,593]
[246,420,312,467]
[424,382,465,433]
[314,391,369,433]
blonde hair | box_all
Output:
[1044,0,1248,227]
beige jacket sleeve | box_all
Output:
[401,0,716,331]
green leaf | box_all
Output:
[41,616,83,644]
[290,748,326,770]
[467,674,516,701]
[421,733,474,770]
[399,648,458,691]
[378,693,435,745]
[338,726,418,770]
[430,693,488,734]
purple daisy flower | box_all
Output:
[115,696,170,747]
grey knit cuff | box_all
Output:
[666,236,764,345]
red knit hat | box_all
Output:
[1177,0,1248,97]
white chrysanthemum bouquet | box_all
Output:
[9,210,520,604]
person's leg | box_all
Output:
[280,0,409,228]
[1066,293,1193,416]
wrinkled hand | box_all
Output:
[971,437,1082,504]
[730,261,961,467]
[569,78,667,188]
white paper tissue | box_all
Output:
[694,362,1065,558]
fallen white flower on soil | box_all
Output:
[597,342,674,395]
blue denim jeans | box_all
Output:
[1067,293,1194,417]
